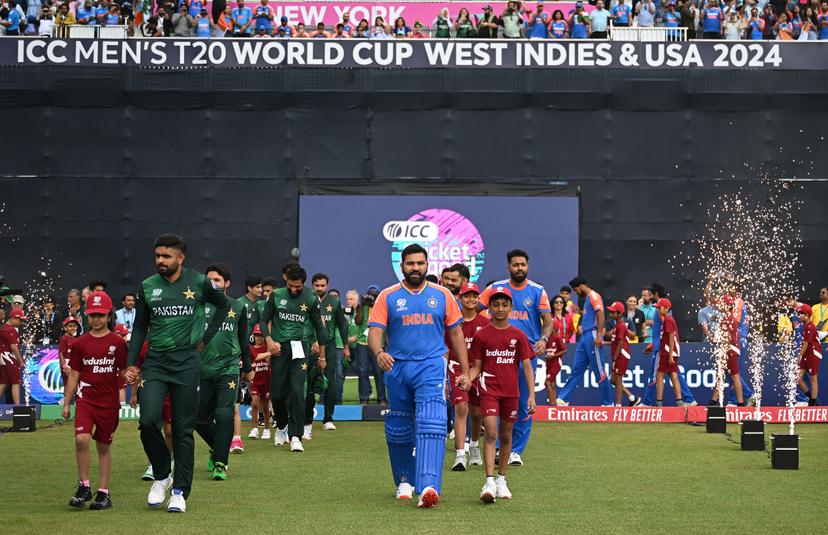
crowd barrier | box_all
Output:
[610,23,687,42]
[51,24,128,39]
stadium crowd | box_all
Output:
[1,0,826,40]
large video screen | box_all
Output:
[299,195,579,295]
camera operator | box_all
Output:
[353,285,386,405]
[172,2,193,36]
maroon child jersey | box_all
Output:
[69,332,128,409]
[611,321,630,361]
[470,324,533,398]
[446,313,490,363]
[658,315,680,359]
[59,334,75,358]
[0,323,20,364]
[250,344,270,383]
[547,332,566,358]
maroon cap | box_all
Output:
[796,303,812,316]
[459,282,481,296]
[253,324,263,335]
[86,291,113,315]
[490,286,513,301]
[607,301,624,314]
[8,308,28,321]
[114,323,129,336]
[656,297,672,310]
[63,316,80,326]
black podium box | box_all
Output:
[12,405,37,432]
[771,434,799,470]
[740,419,765,451]
[706,406,726,433]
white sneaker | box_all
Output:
[274,427,288,447]
[248,427,259,439]
[469,444,482,466]
[396,482,414,500]
[508,452,523,466]
[302,424,313,441]
[166,489,186,513]
[451,452,467,472]
[323,422,336,431]
[147,475,172,506]
[290,436,304,452]
[448,429,455,440]
[495,479,512,499]
[261,428,271,440]
[688,400,699,407]
[417,486,439,508]
[480,480,496,504]
[555,398,569,406]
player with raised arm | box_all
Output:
[368,244,470,508]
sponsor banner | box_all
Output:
[40,403,364,421]
[533,405,686,423]
[6,39,826,70]
[686,406,828,424]
[535,342,828,407]
[0,404,42,420]
[167,1,590,28]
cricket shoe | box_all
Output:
[274,427,288,447]
[230,437,245,454]
[89,491,112,510]
[495,479,512,499]
[555,398,569,406]
[417,487,440,508]
[290,437,304,452]
[212,462,228,481]
[248,427,259,439]
[468,444,482,466]
[451,453,467,472]
[302,424,313,441]
[396,482,414,500]
[747,396,758,407]
[508,452,524,466]
[142,465,154,481]
[448,429,455,441]
[69,482,92,508]
[323,422,337,431]
[261,428,271,440]
[687,401,699,406]
[147,475,172,507]
[480,480,496,504]
[630,396,643,407]
[167,489,186,513]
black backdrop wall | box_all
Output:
[1,65,826,339]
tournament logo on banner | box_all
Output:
[386,208,485,283]
[24,345,64,404]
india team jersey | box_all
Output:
[69,332,127,409]
[479,279,551,344]
[611,321,630,360]
[470,324,533,398]
[369,281,462,361]
[446,314,490,374]
[579,290,603,332]
[0,323,19,366]
[658,315,680,359]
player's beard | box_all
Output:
[403,270,424,287]
[510,271,527,284]
[157,261,179,277]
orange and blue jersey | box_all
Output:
[479,279,551,344]
[368,282,462,361]
[580,290,603,332]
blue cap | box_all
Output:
[281,15,287,21]
[367,285,380,292]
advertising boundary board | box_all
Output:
[30,404,828,424]
[7,39,828,70]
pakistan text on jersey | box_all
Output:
[152,305,195,316]
[279,311,306,323]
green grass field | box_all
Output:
[3,419,827,534]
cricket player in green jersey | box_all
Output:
[197,264,253,481]
[124,234,229,513]
[259,265,327,452]
[306,273,350,433]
